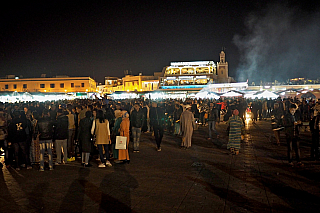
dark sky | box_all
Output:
[1,0,319,83]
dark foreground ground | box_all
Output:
[1,119,320,213]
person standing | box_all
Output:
[309,113,320,161]
[180,105,194,149]
[30,111,40,164]
[227,109,243,155]
[34,109,54,171]
[115,110,130,163]
[111,110,122,160]
[271,103,284,146]
[150,102,165,151]
[92,110,112,167]
[131,103,144,152]
[53,109,69,165]
[0,106,8,168]
[78,111,93,167]
[207,102,220,140]
[251,101,258,123]
[283,104,304,167]
[141,102,149,132]
[173,104,183,135]
[66,104,76,162]
[7,110,31,170]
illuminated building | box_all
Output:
[0,76,97,93]
[100,72,161,94]
[158,51,236,94]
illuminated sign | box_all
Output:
[178,76,193,79]
[161,85,206,89]
[195,76,207,79]
[166,77,176,80]
[170,61,215,67]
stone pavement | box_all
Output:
[1,119,320,213]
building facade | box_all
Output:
[99,72,161,94]
[158,51,235,94]
[0,76,97,93]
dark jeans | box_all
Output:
[13,141,30,167]
[286,137,301,163]
[97,144,110,164]
[153,125,164,148]
[68,129,75,158]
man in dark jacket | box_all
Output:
[53,109,69,165]
[150,102,165,151]
[283,104,304,167]
[207,102,220,140]
[35,109,54,171]
[131,103,145,152]
[271,103,284,145]
[309,113,320,161]
[7,110,31,170]
[173,104,183,135]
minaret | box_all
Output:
[217,50,229,83]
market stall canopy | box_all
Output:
[252,90,278,99]
[301,91,316,99]
[195,91,220,99]
[221,90,243,97]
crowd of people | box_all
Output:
[0,96,319,171]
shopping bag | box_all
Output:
[115,136,127,149]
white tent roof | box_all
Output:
[221,91,243,97]
[195,91,220,99]
[254,90,278,99]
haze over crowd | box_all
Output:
[233,3,320,83]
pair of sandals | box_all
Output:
[230,148,239,155]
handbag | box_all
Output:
[115,136,127,149]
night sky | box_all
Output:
[1,0,319,83]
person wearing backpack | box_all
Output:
[7,110,31,170]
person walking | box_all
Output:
[227,109,243,155]
[180,105,194,149]
[150,102,165,151]
[207,102,220,140]
[53,109,69,165]
[35,109,54,171]
[78,111,93,167]
[130,103,144,152]
[92,110,112,167]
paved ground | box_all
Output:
[1,118,320,213]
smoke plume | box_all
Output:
[233,3,320,83]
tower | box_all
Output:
[217,50,229,83]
